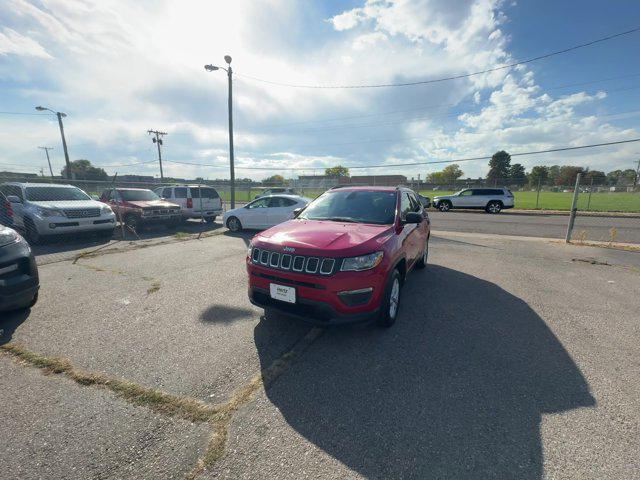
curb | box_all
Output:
[430,208,640,218]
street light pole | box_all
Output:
[205,55,235,208]
[36,106,72,179]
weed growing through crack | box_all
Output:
[147,281,161,295]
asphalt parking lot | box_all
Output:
[2,230,639,479]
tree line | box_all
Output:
[426,150,638,187]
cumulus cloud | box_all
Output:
[0,0,637,181]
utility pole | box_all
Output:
[147,130,167,180]
[634,158,640,187]
[565,173,582,243]
[38,146,54,178]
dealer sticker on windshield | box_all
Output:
[270,283,296,304]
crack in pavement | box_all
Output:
[0,325,324,479]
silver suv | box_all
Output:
[0,183,116,243]
[433,188,514,214]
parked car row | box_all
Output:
[0,182,226,244]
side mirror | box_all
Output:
[292,207,304,218]
[404,212,423,224]
[6,195,21,203]
[91,195,100,201]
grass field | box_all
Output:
[218,188,640,213]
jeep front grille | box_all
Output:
[251,247,338,276]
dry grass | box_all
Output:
[2,326,324,479]
[147,281,161,295]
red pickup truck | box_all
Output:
[100,188,181,230]
[246,186,430,327]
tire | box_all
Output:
[377,269,402,328]
[437,201,452,212]
[226,216,242,232]
[415,238,429,269]
[123,214,140,231]
[485,201,503,214]
[24,218,43,245]
[205,216,216,223]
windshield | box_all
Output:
[299,190,397,225]
[25,186,90,201]
[120,190,159,201]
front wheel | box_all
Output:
[377,269,401,328]
[226,216,242,232]
[437,201,452,212]
[485,201,502,214]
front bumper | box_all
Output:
[140,213,182,224]
[0,240,39,311]
[32,214,116,234]
[184,209,223,218]
[247,262,386,325]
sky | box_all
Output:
[1,0,639,182]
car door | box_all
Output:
[242,197,270,228]
[453,189,474,207]
[399,192,420,264]
[266,197,298,226]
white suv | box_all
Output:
[154,185,223,223]
[0,183,116,243]
[433,188,514,213]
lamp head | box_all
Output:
[224,55,232,64]
[204,64,219,72]
[35,106,46,111]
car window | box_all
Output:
[268,197,296,207]
[174,187,187,199]
[190,187,219,199]
[492,189,506,196]
[248,198,269,209]
[162,188,172,198]
[118,190,159,201]
[408,193,422,212]
[459,190,473,196]
[25,186,90,201]
[400,193,413,219]
[299,190,397,225]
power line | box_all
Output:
[163,137,640,171]
[236,26,640,89]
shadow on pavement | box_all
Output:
[223,230,257,247]
[0,308,30,346]
[200,304,255,324]
[254,264,595,479]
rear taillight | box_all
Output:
[5,201,13,217]
[186,198,193,208]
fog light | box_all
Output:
[338,287,373,307]
[49,223,56,229]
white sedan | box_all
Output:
[223,195,310,232]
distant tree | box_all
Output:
[528,166,549,187]
[556,166,584,186]
[262,174,285,185]
[487,151,511,184]
[547,165,560,186]
[427,164,464,185]
[620,169,638,185]
[583,170,606,186]
[61,159,107,180]
[325,165,349,177]
[508,163,527,186]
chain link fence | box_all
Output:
[1,174,638,260]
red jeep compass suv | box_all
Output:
[247,186,430,327]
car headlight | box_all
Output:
[101,205,113,215]
[341,252,384,272]
[0,227,21,247]
[36,207,65,217]
[247,243,253,257]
